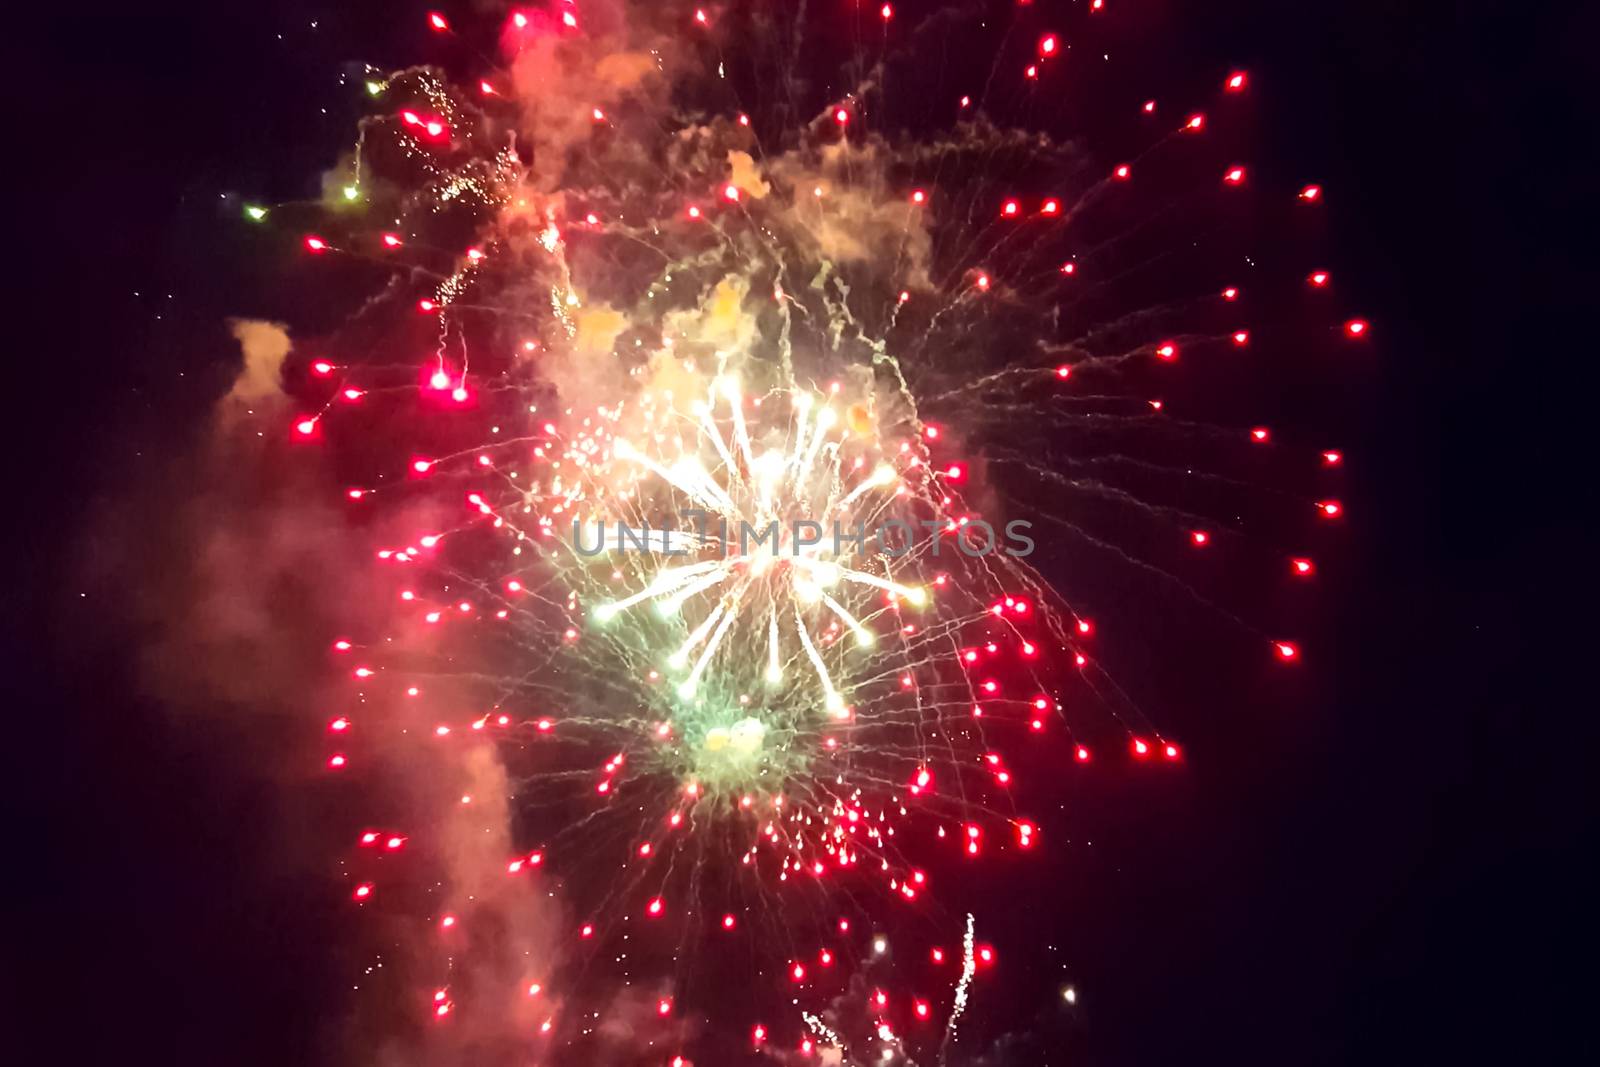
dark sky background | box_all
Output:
[11,1,1593,1064]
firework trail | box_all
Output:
[249,3,1361,1062]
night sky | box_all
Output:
[12,2,1593,1064]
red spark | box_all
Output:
[1317,500,1343,518]
[1309,270,1330,287]
[1224,166,1247,185]
[1040,34,1058,56]
[1292,558,1315,576]
[1345,319,1369,338]
[1226,71,1248,91]
[304,236,328,253]
[1323,450,1344,466]
[1251,427,1270,442]
[1275,641,1300,661]
[1300,184,1323,201]
[427,12,448,32]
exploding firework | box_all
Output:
[260,3,1360,1062]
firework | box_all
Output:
[257,3,1359,1061]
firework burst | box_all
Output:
[261,3,1359,1061]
